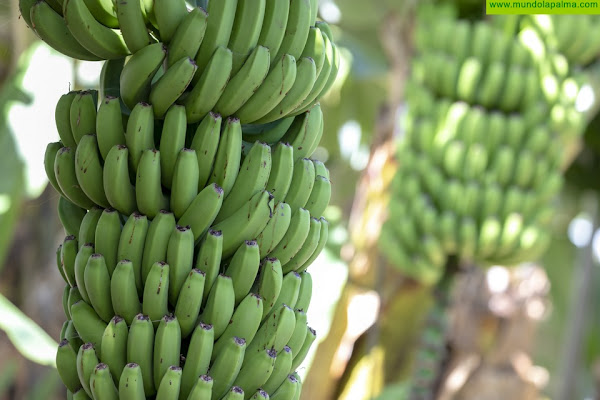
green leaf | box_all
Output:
[0,294,58,367]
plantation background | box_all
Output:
[0,0,600,399]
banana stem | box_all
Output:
[407,256,459,400]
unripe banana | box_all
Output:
[84,253,114,322]
[187,375,214,400]
[141,210,176,283]
[159,105,187,189]
[58,197,87,240]
[265,143,294,203]
[142,262,170,326]
[78,207,102,251]
[290,326,316,371]
[127,314,156,396]
[74,243,94,303]
[184,47,233,124]
[282,218,321,273]
[228,0,267,74]
[193,229,223,305]
[166,225,195,306]
[296,217,328,273]
[255,258,284,319]
[96,96,126,161]
[75,135,110,208]
[189,112,222,189]
[286,310,307,357]
[90,363,119,400]
[174,269,205,338]
[294,272,312,312]
[62,285,71,320]
[45,142,66,197]
[120,43,167,110]
[167,7,208,68]
[62,235,78,287]
[193,0,238,72]
[81,0,119,28]
[119,363,146,400]
[257,202,292,258]
[272,0,311,68]
[225,241,261,305]
[262,345,292,395]
[103,145,137,216]
[101,316,129,384]
[125,102,155,173]
[304,175,331,219]
[71,300,106,353]
[156,366,183,400]
[55,147,95,209]
[211,190,275,259]
[111,260,142,325]
[257,0,290,61]
[247,303,296,356]
[57,339,81,393]
[76,343,98,398]
[233,348,276,399]
[271,272,302,315]
[209,336,247,400]
[178,183,225,243]
[199,274,235,340]
[170,149,200,219]
[69,90,97,145]
[242,117,294,145]
[181,323,214,400]
[118,212,149,294]
[208,117,242,197]
[136,149,168,219]
[153,315,182,389]
[268,208,310,266]
[282,105,323,161]
[149,56,197,119]
[57,244,69,286]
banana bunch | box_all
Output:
[20,0,340,124]
[379,12,582,283]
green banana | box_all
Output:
[290,326,316,371]
[76,343,98,398]
[149,56,197,119]
[222,386,245,400]
[268,208,310,266]
[282,105,323,161]
[119,42,167,110]
[215,141,272,223]
[270,271,302,313]
[193,0,238,72]
[55,92,78,148]
[286,310,307,360]
[189,112,222,189]
[211,190,275,259]
[255,258,283,319]
[111,260,142,325]
[141,210,176,283]
[125,102,155,173]
[296,217,328,273]
[178,183,224,243]
[272,0,311,68]
[174,269,206,338]
[242,117,294,144]
[304,175,331,218]
[45,142,66,197]
[228,0,267,74]
[119,363,146,400]
[99,57,126,101]
[282,218,320,273]
[101,316,129,384]
[236,54,297,124]
[250,389,270,400]
[56,339,81,393]
[159,105,187,189]
[96,96,126,160]
[127,314,156,396]
[103,145,137,216]
[233,348,276,398]
[184,47,233,124]
[84,253,114,322]
[255,56,317,124]
[153,315,182,389]
[90,363,119,400]
[118,212,149,294]
[142,261,170,325]
[247,303,296,355]
[262,345,292,394]
[62,285,71,319]
[167,7,208,67]
[209,336,247,400]
[57,244,68,286]
[116,0,152,54]
[224,241,261,305]
[55,147,95,209]
[180,323,214,400]
[155,366,183,400]
[70,300,106,353]
[166,225,195,306]
[194,230,223,303]
[136,149,168,219]
[62,235,78,287]
[214,46,271,117]
[63,0,129,59]
[265,142,294,203]
[83,0,119,28]
[208,117,243,197]
[72,388,92,400]
[171,149,200,219]
[94,208,121,276]
[75,135,110,208]
[29,2,101,61]
[199,274,235,339]
[74,243,94,303]
[19,0,37,29]
[153,0,187,43]
[212,292,264,360]
[257,0,290,61]
[257,202,292,258]
[187,375,214,400]
[78,207,102,250]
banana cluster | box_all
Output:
[379,14,584,284]
[20,0,340,124]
